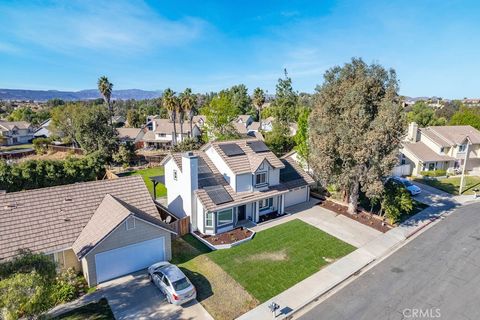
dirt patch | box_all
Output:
[319,199,392,233]
[195,227,253,246]
[173,239,258,320]
[20,151,83,162]
[242,249,288,262]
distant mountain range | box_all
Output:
[0,88,163,101]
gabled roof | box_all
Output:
[117,127,143,140]
[237,115,252,123]
[0,176,171,261]
[72,194,174,259]
[248,121,260,131]
[202,139,285,174]
[153,118,197,134]
[0,120,31,131]
[422,125,480,146]
[402,141,455,162]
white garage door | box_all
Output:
[285,186,308,207]
[95,237,165,283]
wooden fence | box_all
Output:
[170,216,190,238]
[48,145,85,155]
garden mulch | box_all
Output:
[195,227,253,245]
[318,199,392,233]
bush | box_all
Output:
[0,249,56,282]
[381,179,413,224]
[0,271,53,320]
[172,138,202,152]
[51,269,87,304]
[420,170,447,177]
[32,138,52,155]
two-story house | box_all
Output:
[0,120,34,145]
[160,139,314,236]
[142,117,201,149]
[401,122,480,176]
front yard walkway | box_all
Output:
[252,199,381,247]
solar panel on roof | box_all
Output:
[204,185,233,205]
[219,143,245,156]
[280,162,303,182]
[247,140,269,153]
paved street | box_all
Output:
[299,202,480,320]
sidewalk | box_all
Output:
[237,195,458,320]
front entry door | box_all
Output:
[238,205,246,221]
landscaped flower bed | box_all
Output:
[195,227,254,246]
[319,199,392,233]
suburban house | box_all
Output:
[34,119,53,138]
[0,176,175,287]
[160,139,314,236]
[400,122,480,176]
[0,120,34,145]
[143,117,201,149]
[259,116,297,136]
[116,127,146,149]
[193,115,206,128]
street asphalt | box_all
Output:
[300,202,480,320]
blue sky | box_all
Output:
[0,0,478,98]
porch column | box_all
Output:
[280,195,285,214]
[255,201,260,223]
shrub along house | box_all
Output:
[160,139,314,238]
[0,176,175,286]
[401,122,480,176]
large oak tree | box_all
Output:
[309,58,404,214]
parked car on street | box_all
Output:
[148,262,196,305]
[391,176,422,196]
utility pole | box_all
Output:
[459,137,471,195]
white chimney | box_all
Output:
[181,152,198,218]
[152,119,157,131]
[408,122,419,142]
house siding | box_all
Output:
[82,218,172,286]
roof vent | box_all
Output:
[4,202,17,210]
[63,197,73,203]
[64,217,71,222]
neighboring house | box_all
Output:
[260,116,275,132]
[193,115,206,128]
[0,176,175,287]
[0,120,34,145]
[143,117,201,149]
[34,119,53,138]
[160,139,314,236]
[236,114,254,127]
[116,127,146,149]
[400,122,480,176]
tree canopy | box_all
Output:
[406,101,446,127]
[201,91,241,141]
[309,58,404,214]
[449,106,480,130]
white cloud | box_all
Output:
[0,1,208,54]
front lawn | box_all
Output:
[51,298,114,320]
[208,219,356,302]
[171,235,258,320]
[121,167,166,197]
[414,176,480,195]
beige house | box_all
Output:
[0,176,175,287]
[0,120,34,145]
[143,117,201,149]
[400,122,480,176]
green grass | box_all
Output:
[52,298,114,320]
[414,176,480,195]
[0,143,34,151]
[208,219,356,302]
[122,167,166,197]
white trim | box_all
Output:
[81,214,176,259]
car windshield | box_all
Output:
[172,277,190,291]
[403,180,413,187]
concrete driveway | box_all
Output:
[98,271,213,320]
[253,199,381,248]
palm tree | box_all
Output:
[253,87,266,122]
[179,88,197,138]
[97,76,114,128]
[163,88,178,145]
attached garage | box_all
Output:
[72,194,176,287]
[284,186,309,207]
[95,237,166,283]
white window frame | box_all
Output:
[255,172,267,186]
[217,209,233,227]
[458,144,467,153]
[173,170,178,181]
[205,212,213,228]
[259,198,270,210]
